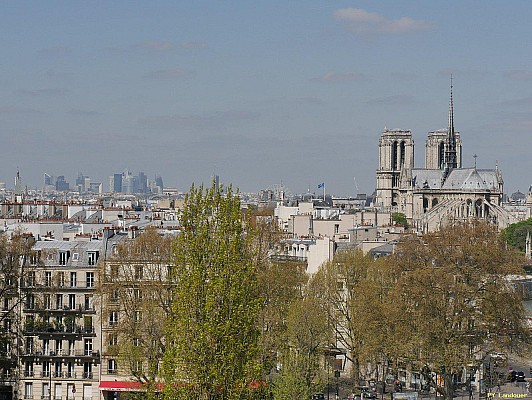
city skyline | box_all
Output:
[1,1,532,195]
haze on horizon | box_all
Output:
[1,1,531,197]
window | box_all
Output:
[107,359,117,374]
[25,337,34,354]
[43,294,51,310]
[24,383,32,399]
[43,339,50,356]
[59,251,70,266]
[133,360,142,374]
[3,298,8,311]
[27,271,35,287]
[55,339,62,356]
[109,311,118,326]
[68,341,75,356]
[133,337,140,347]
[24,361,33,377]
[44,271,52,286]
[84,339,93,356]
[68,294,76,309]
[26,294,35,310]
[56,294,63,310]
[54,361,62,378]
[134,265,143,280]
[108,334,118,347]
[42,360,50,377]
[42,382,50,399]
[133,310,142,323]
[86,272,94,288]
[30,251,39,265]
[54,383,62,400]
[133,288,142,300]
[66,362,74,378]
[110,264,118,279]
[69,272,77,287]
[72,252,80,262]
[83,362,92,379]
[58,272,65,287]
[110,289,120,302]
[84,295,93,311]
[87,251,99,266]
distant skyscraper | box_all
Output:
[138,172,148,193]
[112,173,122,193]
[44,173,54,186]
[212,174,220,191]
[55,176,69,191]
[155,175,164,192]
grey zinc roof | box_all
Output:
[441,168,498,190]
[411,168,499,191]
[412,169,444,189]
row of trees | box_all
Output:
[98,184,531,400]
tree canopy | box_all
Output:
[163,184,261,400]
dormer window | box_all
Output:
[72,253,80,262]
[59,251,70,266]
[87,252,99,266]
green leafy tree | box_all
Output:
[309,249,391,384]
[385,221,531,400]
[163,183,261,400]
[501,217,532,252]
[391,212,409,229]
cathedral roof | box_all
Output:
[411,168,500,191]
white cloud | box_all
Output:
[334,8,383,23]
[334,8,431,36]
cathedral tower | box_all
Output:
[376,129,414,208]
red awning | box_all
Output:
[99,381,144,392]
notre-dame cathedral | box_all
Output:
[375,84,516,232]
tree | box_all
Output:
[392,212,409,229]
[385,221,531,400]
[501,217,532,253]
[163,184,261,400]
[100,228,173,390]
[309,249,393,384]
[0,232,35,387]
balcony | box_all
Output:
[23,324,96,337]
[21,350,100,360]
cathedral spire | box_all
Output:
[444,76,458,178]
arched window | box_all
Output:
[400,141,406,168]
[392,141,398,170]
[438,142,445,169]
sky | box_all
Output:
[1,1,531,196]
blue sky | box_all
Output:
[1,1,531,196]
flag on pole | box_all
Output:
[317,182,324,189]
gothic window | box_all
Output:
[400,141,406,168]
[392,141,398,170]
